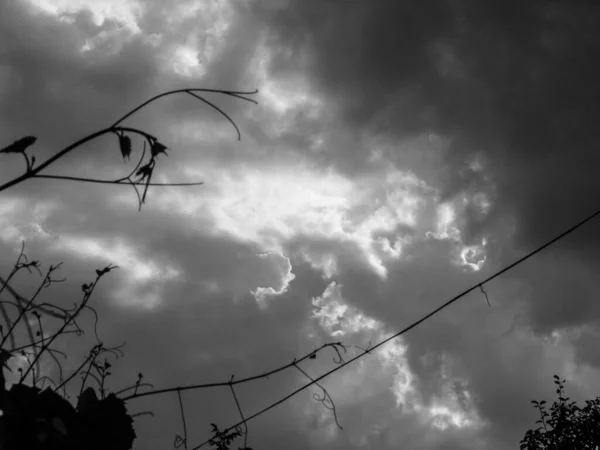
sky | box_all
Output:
[1,0,600,449]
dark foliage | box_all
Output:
[208,423,252,450]
[0,384,135,450]
[520,375,600,449]
[0,87,257,449]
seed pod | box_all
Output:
[118,134,132,161]
[150,141,168,158]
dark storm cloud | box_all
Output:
[0,2,159,150]
[251,1,600,374]
[255,0,600,255]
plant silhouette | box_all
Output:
[521,375,600,449]
[0,87,266,450]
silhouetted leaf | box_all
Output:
[150,141,168,158]
[78,393,136,450]
[135,163,153,181]
[0,136,37,154]
[77,387,99,413]
[118,134,132,161]
[522,376,600,449]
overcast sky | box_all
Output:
[1,0,600,449]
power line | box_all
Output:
[191,205,600,449]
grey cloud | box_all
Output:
[0,2,159,147]
[524,253,600,334]
[573,326,600,369]
[254,0,600,261]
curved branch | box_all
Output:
[185,91,242,140]
[294,364,342,430]
[111,88,258,128]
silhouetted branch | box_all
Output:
[354,340,372,354]
[2,261,67,379]
[56,344,102,394]
[174,389,189,449]
[110,88,258,129]
[294,364,342,430]
[15,263,118,384]
[0,87,258,209]
[229,375,248,448]
[479,283,491,307]
[123,341,347,401]
[114,372,153,397]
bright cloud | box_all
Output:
[312,282,380,337]
[24,0,143,31]
[309,280,482,440]
[0,197,59,249]
[52,235,181,308]
[429,201,487,271]
[163,0,234,77]
[160,163,433,279]
[252,251,296,306]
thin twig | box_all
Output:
[229,375,248,448]
[110,88,258,128]
[56,344,101,393]
[114,382,154,397]
[0,274,67,320]
[4,264,64,379]
[185,91,241,140]
[294,364,342,430]
[479,284,491,307]
[0,242,31,350]
[176,389,188,450]
[22,264,117,382]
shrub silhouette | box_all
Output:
[520,375,600,449]
[0,87,258,450]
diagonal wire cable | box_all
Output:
[191,205,600,449]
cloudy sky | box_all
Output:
[1,0,600,448]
